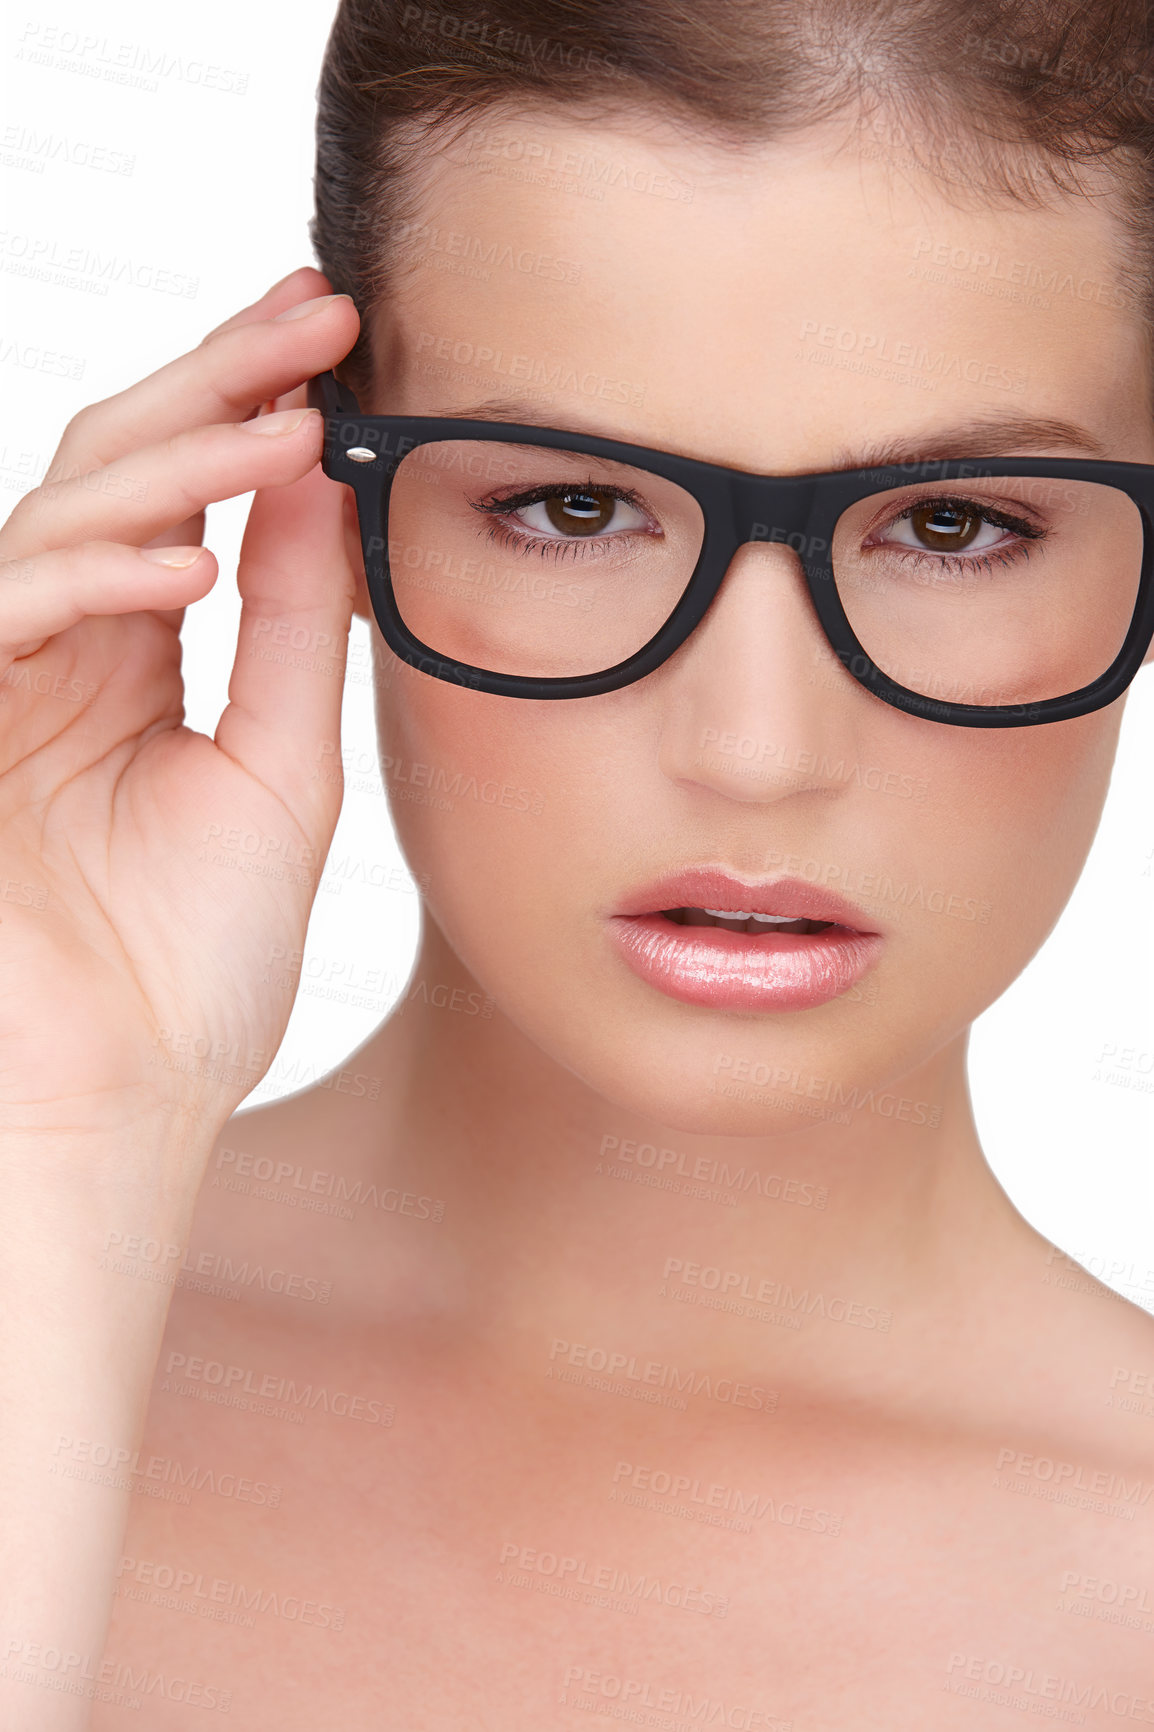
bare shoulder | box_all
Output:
[967,1232,1154,1554]
[1026,1238,1154,1432]
[94,1188,1154,1729]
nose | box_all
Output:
[656,540,867,804]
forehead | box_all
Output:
[371,107,1154,467]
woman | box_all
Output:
[3,0,1154,1724]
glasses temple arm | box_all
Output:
[306,369,363,418]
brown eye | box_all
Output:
[543,489,619,536]
[908,501,983,550]
[483,483,653,545]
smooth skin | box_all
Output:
[0,268,362,1728]
[4,110,1154,1731]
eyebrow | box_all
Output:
[425,399,1111,472]
[829,416,1110,469]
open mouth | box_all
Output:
[607,875,881,1010]
[662,908,836,937]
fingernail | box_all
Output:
[274,294,346,322]
[239,407,319,437]
[140,546,204,567]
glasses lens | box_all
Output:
[832,476,1143,706]
[385,439,705,678]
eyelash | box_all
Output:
[468,481,651,562]
[870,494,1048,578]
[466,484,1050,574]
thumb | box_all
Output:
[215,460,356,837]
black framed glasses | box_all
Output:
[308,369,1154,727]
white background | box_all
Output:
[2,0,1151,1299]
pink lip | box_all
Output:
[607,869,883,1012]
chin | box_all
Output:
[508,982,953,1143]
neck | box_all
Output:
[348,921,1040,1394]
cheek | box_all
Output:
[376,670,585,938]
[907,707,1121,959]
[375,658,1124,1062]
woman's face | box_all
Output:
[355,107,1154,1134]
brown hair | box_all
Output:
[311,0,1154,397]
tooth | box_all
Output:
[700,907,804,925]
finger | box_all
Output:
[4,409,324,559]
[44,293,359,481]
[216,462,356,831]
[142,508,207,633]
[143,509,206,552]
[269,382,309,416]
[194,272,335,433]
[0,541,217,660]
[135,364,310,609]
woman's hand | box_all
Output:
[0,265,362,1141]
[0,270,370,1726]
